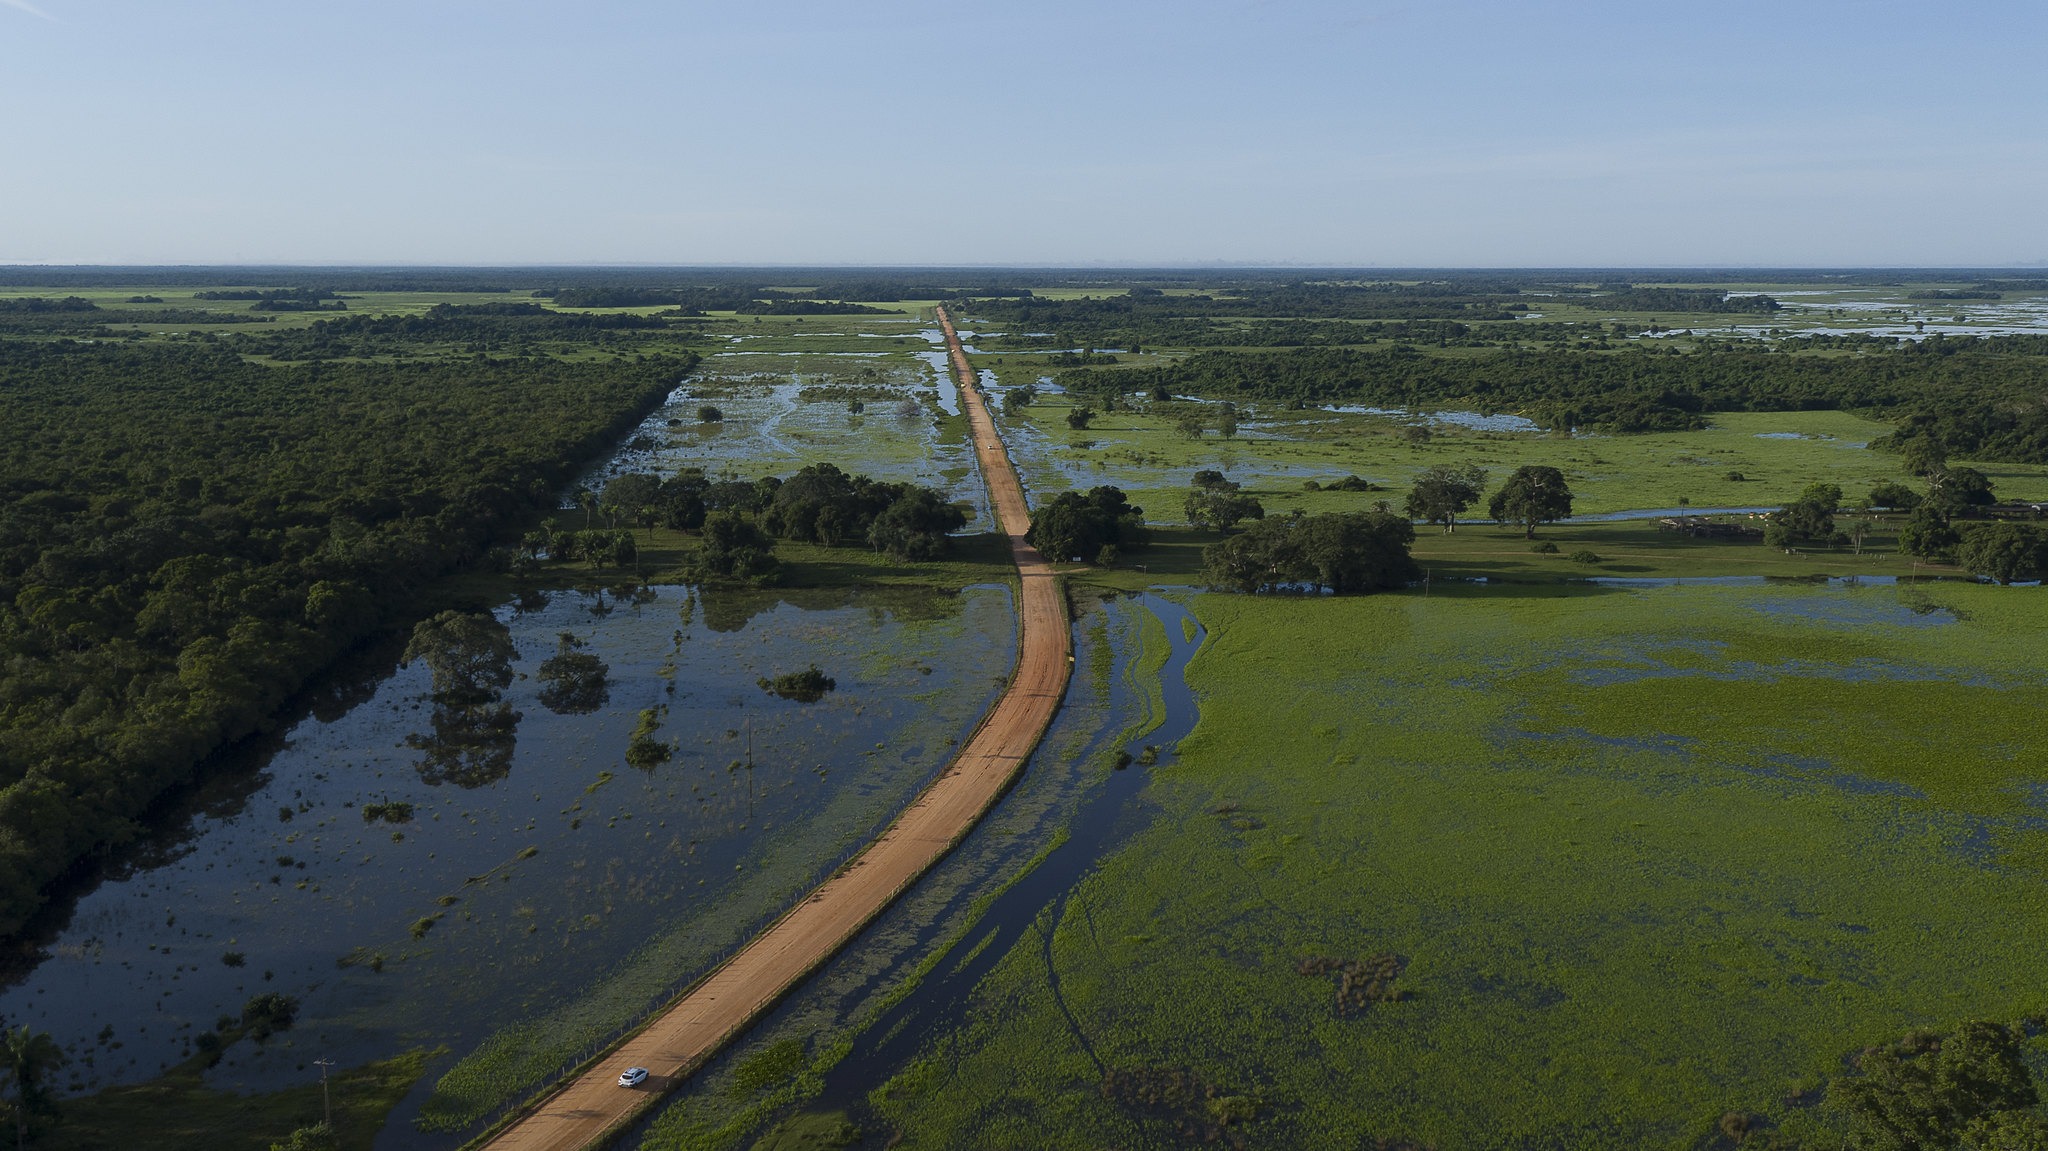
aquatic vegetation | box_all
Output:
[861,581,2048,1149]
[757,666,837,703]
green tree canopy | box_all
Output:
[1026,486,1147,563]
[1404,464,1488,533]
[1956,523,2047,585]
[1488,466,1574,538]
[1203,510,1417,595]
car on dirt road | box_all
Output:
[617,1066,649,1088]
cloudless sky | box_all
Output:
[3,0,2044,266]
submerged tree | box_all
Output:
[535,632,611,714]
[758,665,837,703]
[402,611,521,788]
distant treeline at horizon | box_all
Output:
[4,265,2047,293]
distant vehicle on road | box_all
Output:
[617,1067,649,1088]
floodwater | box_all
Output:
[2,583,1015,1108]
[805,593,1205,1117]
[574,328,990,530]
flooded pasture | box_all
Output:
[0,582,1015,1119]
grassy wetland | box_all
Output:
[852,581,2048,1148]
[5,269,2048,1149]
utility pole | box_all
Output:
[313,1058,335,1132]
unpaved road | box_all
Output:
[477,307,1071,1151]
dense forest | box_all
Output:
[957,282,1779,351]
[1061,339,2048,456]
[234,302,685,360]
[0,340,695,937]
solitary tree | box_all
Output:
[1488,466,1574,538]
[1066,406,1096,431]
[1404,465,1488,533]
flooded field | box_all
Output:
[578,321,992,531]
[0,580,1016,1130]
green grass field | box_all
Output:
[860,581,2048,1149]
[989,390,2048,521]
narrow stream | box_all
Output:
[807,592,1205,1115]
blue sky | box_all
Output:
[2,0,2043,266]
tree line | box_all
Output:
[0,341,696,938]
[533,463,973,586]
[1057,339,2048,453]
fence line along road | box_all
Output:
[474,306,1072,1151]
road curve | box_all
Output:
[476,307,1070,1151]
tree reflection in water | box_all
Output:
[401,610,522,788]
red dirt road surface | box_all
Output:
[476,307,1071,1151]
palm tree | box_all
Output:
[2,1025,65,1150]
[574,486,598,530]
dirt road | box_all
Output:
[477,307,1070,1151]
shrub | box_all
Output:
[361,801,415,824]
[758,665,836,703]
[240,993,299,1042]
[1568,549,1602,564]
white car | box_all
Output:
[617,1067,649,1088]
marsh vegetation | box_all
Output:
[5,269,2048,1149]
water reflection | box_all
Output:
[534,633,612,715]
[401,611,522,789]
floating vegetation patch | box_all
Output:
[758,664,837,703]
[360,800,414,824]
[1297,953,1411,1016]
[1099,1066,1264,1148]
[625,706,674,769]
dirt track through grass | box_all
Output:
[475,308,1072,1151]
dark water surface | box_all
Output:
[807,593,1204,1117]
[4,583,1014,1105]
